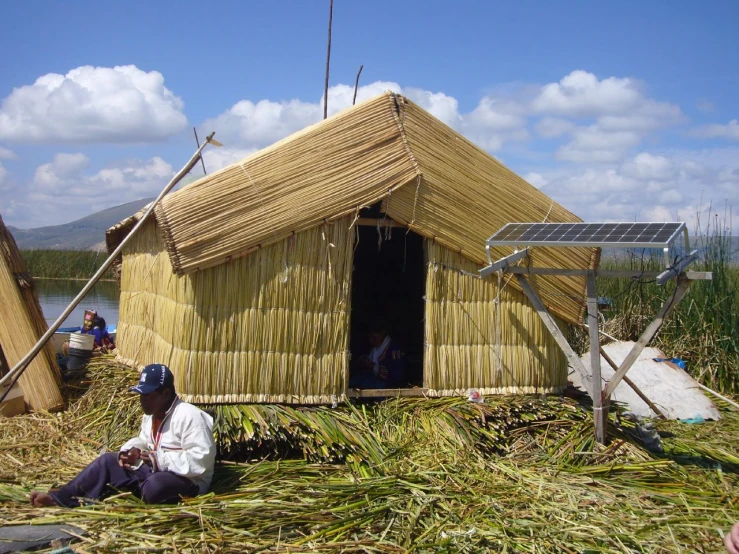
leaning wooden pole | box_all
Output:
[0,217,64,411]
[0,133,218,399]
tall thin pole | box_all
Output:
[193,127,207,175]
[353,64,364,105]
[323,0,333,119]
[0,133,218,398]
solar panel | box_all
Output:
[486,222,685,249]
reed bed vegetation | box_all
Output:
[20,249,114,280]
[1,356,738,552]
[578,217,739,395]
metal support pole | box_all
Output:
[586,272,607,444]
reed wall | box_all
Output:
[424,242,568,396]
[117,216,354,404]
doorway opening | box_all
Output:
[349,220,426,389]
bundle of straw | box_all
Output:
[1,358,737,552]
[0,216,63,412]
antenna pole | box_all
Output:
[323,0,333,119]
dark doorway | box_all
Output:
[349,222,426,387]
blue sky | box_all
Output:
[1,0,737,229]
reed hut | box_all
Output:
[107,92,598,405]
[0,216,64,412]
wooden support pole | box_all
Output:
[599,346,667,419]
[586,272,607,444]
[604,278,691,398]
[515,275,594,396]
[501,267,712,280]
[479,248,529,277]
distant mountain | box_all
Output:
[8,198,154,251]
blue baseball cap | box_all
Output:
[130,364,174,394]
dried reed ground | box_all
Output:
[0,356,737,553]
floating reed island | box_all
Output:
[0,357,738,552]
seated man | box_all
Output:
[349,321,406,389]
[30,364,216,507]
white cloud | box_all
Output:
[0,65,187,144]
[691,119,739,141]
[531,148,739,226]
[533,70,647,117]
[620,152,675,181]
[0,146,17,160]
[524,172,548,189]
[659,189,683,204]
[556,127,642,163]
[528,71,683,164]
[536,117,575,138]
[10,154,175,227]
[202,80,532,158]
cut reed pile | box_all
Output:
[1,357,737,552]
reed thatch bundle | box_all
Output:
[0,216,63,412]
[1,358,738,552]
[424,242,568,395]
[116,216,354,404]
[110,92,596,324]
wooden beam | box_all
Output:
[355,217,405,228]
[480,248,529,277]
[501,267,712,280]
[586,273,607,444]
[514,274,594,397]
[599,346,666,419]
[346,387,428,398]
[604,278,691,398]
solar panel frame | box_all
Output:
[486,222,685,249]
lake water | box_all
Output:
[35,279,120,329]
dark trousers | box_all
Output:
[50,452,199,507]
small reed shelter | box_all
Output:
[0,216,63,412]
[107,92,598,405]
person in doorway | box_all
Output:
[30,364,216,507]
[349,320,406,389]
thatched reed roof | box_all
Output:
[108,92,597,322]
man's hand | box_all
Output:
[140,450,154,467]
[118,448,141,468]
[725,522,739,554]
